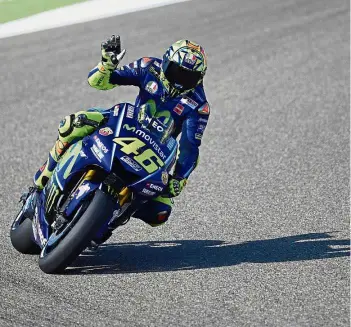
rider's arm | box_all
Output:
[174,103,210,179]
[87,58,149,90]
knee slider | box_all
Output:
[149,210,170,227]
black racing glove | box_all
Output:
[101,35,126,70]
[168,177,187,198]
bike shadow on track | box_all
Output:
[67,232,350,275]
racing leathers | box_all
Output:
[33,56,210,228]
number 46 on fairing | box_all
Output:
[113,137,164,173]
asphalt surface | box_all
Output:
[0,0,349,326]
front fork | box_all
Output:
[93,185,134,238]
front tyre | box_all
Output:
[10,211,41,254]
[38,189,115,274]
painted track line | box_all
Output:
[0,0,189,39]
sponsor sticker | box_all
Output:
[141,188,156,196]
[161,171,169,185]
[120,156,142,172]
[151,119,164,132]
[153,61,161,68]
[198,103,210,115]
[147,183,164,192]
[146,81,158,94]
[181,97,198,109]
[119,126,167,160]
[91,144,104,161]
[195,133,203,140]
[199,118,208,123]
[167,137,176,150]
[123,123,136,132]
[135,129,166,160]
[141,57,153,68]
[99,127,113,136]
[76,184,91,199]
[80,150,87,158]
[126,106,135,119]
[173,104,184,115]
[93,135,109,153]
[197,124,206,133]
[113,105,120,116]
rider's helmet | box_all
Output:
[160,40,207,97]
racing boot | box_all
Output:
[22,148,61,219]
[22,146,61,219]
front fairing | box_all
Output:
[53,136,114,192]
[53,103,177,200]
[32,191,50,247]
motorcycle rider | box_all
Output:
[23,35,210,242]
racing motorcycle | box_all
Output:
[10,103,177,274]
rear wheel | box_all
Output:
[10,210,41,254]
[38,189,115,274]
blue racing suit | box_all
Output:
[88,57,210,181]
[50,56,210,228]
[87,57,210,226]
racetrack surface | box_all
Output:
[0,0,349,326]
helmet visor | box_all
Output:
[164,62,202,91]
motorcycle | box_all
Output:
[10,103,177,274]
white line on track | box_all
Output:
[0,0,189,39]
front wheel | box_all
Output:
[38,189,116,274]
[10,210,41,254]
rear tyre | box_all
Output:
[10,214,41,254]
[38,190,115,274]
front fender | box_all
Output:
[63,179,102,217]
[32,191,50,248]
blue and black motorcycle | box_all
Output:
[10,103,177,274]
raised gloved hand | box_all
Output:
[101,35,126,70]
[168,177,187,198]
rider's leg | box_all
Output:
[33,111,105,189]
[90,196,174,247]
[23,111,105,217]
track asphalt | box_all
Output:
[0,0,349,326]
